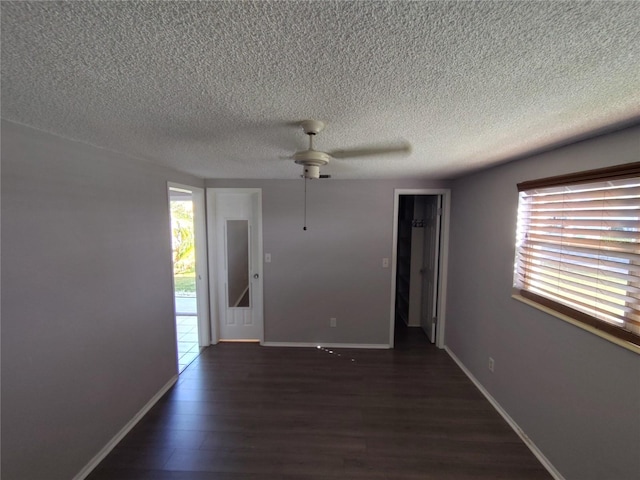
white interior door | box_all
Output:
[420,195,441,343]
[209,189,263,342]
[191,188,211,347]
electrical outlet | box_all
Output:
[488,357,495,372]
[330,317,337,327]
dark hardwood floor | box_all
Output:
[87,327,551,479]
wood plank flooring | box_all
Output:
[87,328,551,479]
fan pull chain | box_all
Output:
[303,176,308,231]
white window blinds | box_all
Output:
[514,163,640,346]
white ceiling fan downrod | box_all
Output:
[294,120,330,181]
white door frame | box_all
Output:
[207,188,264,344]
[390,189,451,349]
[167,183,211,347]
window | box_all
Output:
[513,162,640,348]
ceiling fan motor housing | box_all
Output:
[294,149,330,179]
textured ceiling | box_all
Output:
[2,1,639,180]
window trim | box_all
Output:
[514,161,640,351]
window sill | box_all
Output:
[511,294,640,355]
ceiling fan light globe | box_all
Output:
[302,165,320,179]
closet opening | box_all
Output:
[391,191,449,349]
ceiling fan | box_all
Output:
[287,120,411,231]
[289,120,411,179]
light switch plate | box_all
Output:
[382,258,389,268]
[265,253,271,263]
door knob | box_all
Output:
[253,273,259,279]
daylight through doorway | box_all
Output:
[169,187,200,372]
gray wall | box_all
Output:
[446,125,640,480]
[207,179,449,345]
[1,120,203,480]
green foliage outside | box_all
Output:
[171,201,196,294]
[174,273,196,293]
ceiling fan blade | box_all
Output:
[328,141,411,159]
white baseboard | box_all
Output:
[444,346,564,480]
[73,374,179,480]
[262,341,390,349]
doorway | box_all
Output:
[207,188,264,343]
[390,189,450,349]
[168,184,210,372]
